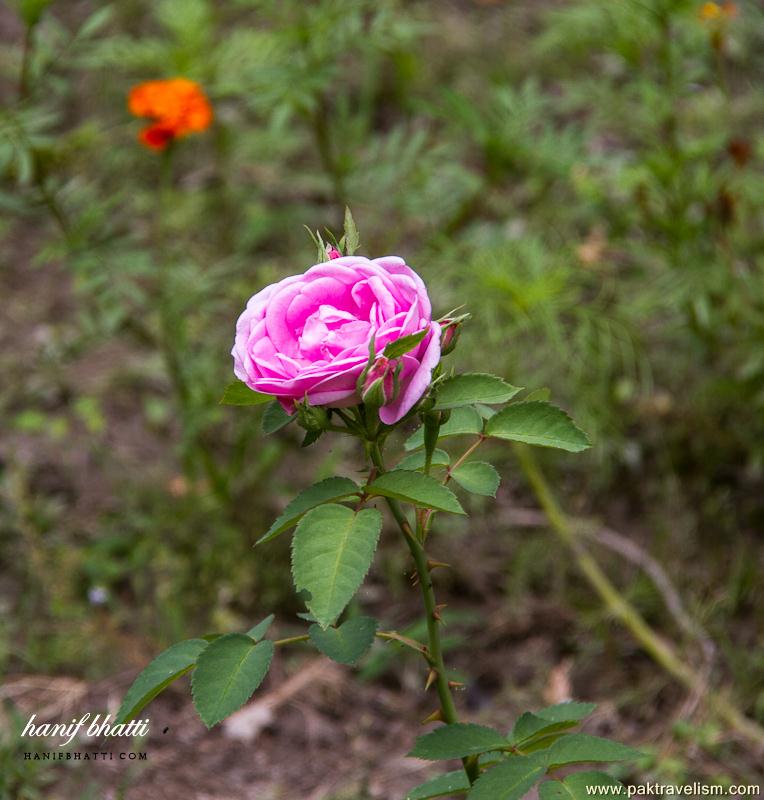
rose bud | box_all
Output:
[325,244,342,260]
[295,399,329,432]
[439,317,465,356]
[360,356,398,408]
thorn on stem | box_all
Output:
[402,522,416,540]
[420,708,444,725]
[424,668,438,691]
[433,603,448,622]
[427,559,451,572]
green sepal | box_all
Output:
[384,328,429,360]
[343,206,360,255]
[301,428,323,447]
[304,225,328,263]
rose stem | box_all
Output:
[368,440,480,784]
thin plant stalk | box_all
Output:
[154,150,230,504]
[513,442,764,750]
[18,24,34,100]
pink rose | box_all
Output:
[232,256,441,425]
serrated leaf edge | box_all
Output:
[191,635,274,728]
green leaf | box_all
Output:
[405,406,483,451]
[524,387,551,403]
[543,734,641,769]
[523,733,575,755]
[434,373,522,410]
[409,723,509,760]
[510,702,596,747]
[478,751,505,767]
[467,756,545,800]
[343,206,360,255]
[509,714,577,748]
[450,462,500,497]
[116,639,208,724]
[308,616,378,664]
[219,381,272,406]
[246,614,275,641]
[486,402,590,452]
[77,6,114,39]
[397,448,451,471]
[406,770,471,799]
[257,477,362,545]
[539,772,624,800]
[511,712,557,743]
[384,328,429,360]
[291,505,382,628]
[191,635,274,728]
[367,470,465,515]
[262,400,293,434]
[535,701,597,724]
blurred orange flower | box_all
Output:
[128,78,212,151]
[698,1,737,21]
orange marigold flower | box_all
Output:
[699,2,722,19]
[698,1,737,21]
[128,78,212,151]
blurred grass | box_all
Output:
[0,0,763,788]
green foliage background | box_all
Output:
[1,0,763,794]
